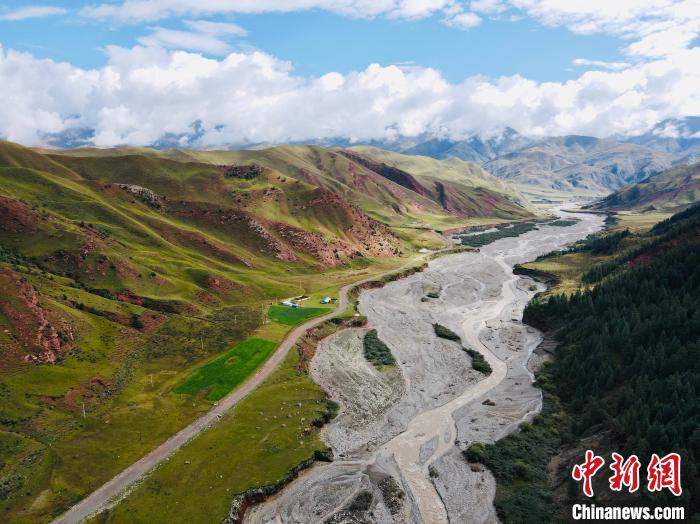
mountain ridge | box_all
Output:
[590,161,700,213]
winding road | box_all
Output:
[51,256,430,524]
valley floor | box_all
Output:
[246,208,603,523]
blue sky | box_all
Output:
[0,2,625,82]
[0,1,697,147]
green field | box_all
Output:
[174,338,277,400]
[267,305,331,326]
[94,348,333,524]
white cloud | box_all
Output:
[573,58,631,71]
[137,19,247,55]
[0,5,67,21]
[470,0,506,14]
[443,11,482,29]
[509,0,700,57]
[138,28,231,54]
[184,20,247,36]
[80,0,457,22]
[0,43,698,148]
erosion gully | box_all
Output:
[247,207,603,524]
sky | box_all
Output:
[0,1,699,147]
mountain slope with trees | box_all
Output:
[469,205,700,522]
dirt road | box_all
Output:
[51,258,427,524]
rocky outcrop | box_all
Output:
[244,217,298,262]
[223,164,264,179]
[0,196,41,233]
[0,268,73,365]
[119,184,162,209]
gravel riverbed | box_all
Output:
[246,208,603,524]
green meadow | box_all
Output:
[174,338,278,400]
[94,335,334,524]
[267,305,331,326]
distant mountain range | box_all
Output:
[338,117,700,199]
[36,116,700,201]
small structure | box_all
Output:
[320,297,332,304]
[281,299,300,308]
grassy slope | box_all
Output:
[0,140,532,522]
[350,145,527,200]
[53,143,533,228]
[95,348,332,524]
[592,161,700,213]
[0,142,407,522]
[347,146,534,221]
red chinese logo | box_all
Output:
[647,453,682,496]
[572,450,606,497]
[609,452,641,493]
[572,451,682,497]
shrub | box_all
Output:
[433,323,461,342]
[363,329,395,366]
[464,347,492,375]
[130,314,144,330]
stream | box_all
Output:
[246,207,604,524]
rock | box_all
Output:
[119,184,162,209]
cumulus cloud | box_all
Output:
[0,5,67,21]
[510,0,700,57]
[0,43,698,147]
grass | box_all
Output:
[517,251,605,297]
[606,211,671,233]
[362,329,396,366]
[93,348,332,524]
[174,338,277,401]
[267,305,331,326]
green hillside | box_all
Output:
[592,161,700,213]
[0,140,532,522]
[52,143,533,227]
[473,205,700,522]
